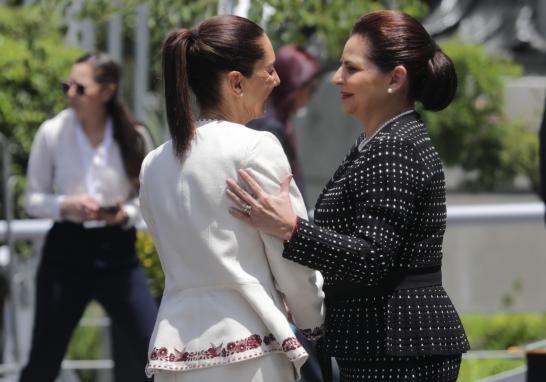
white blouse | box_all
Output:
[25,108,150,227]
[139,120,325,378]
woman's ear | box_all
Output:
[227,70,245,97]
[389,65,408,92]
[101,83,117,103]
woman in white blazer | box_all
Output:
[139,15,325,382]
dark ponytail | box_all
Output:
[162,15,265,158]
[352,10,457,111]
[162,29,196,158]
[75,52,146,187]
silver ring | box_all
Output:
[242,204,252,216]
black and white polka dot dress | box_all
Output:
[283,111,470,381]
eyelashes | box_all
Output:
[264,71,276,83]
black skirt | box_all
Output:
[336,354,461,382]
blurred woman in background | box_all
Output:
[21,52,157,382]
[248,44,322,201]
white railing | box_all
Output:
[447,202,544,223]
[0,201,543,241]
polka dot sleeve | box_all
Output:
[283,137,428,285]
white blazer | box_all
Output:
[139,120,325,378]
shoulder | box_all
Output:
[370,114,431,162]
[39,109,75,135]
[199,120,282,154]
[33,109,76,149]
[140,141,174,182]
[247,116,285,141]
[142,141,171,169]
[247,129,285,159]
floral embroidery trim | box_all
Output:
[149,333,302,364]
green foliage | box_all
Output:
[457,313,546,381]
[459,359,524,382]
[462,313,546,350]
[0,6,82,182]
[419,39,539,191]
[135,231,164,297]
[34,1,428,92]
[34,0,219,96]
[248,0,428,61]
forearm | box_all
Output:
[25,192,65,220]
[539,119,546,203]
[283,217,394,284]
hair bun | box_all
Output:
[420,49,457,111]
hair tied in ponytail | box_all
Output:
[188,29,199,44]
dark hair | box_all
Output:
[75,52,146,186]
[162,15,265,158]
[352,10,457,111]
[270,45,322,121]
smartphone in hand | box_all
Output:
[98,205,121,214]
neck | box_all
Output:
[201,106,246,125]
[77,108,109,146]
[361,103,414,138]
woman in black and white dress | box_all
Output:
[226,10,470,382]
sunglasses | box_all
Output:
[60,80,87,96]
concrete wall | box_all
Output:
[444,194,546,313]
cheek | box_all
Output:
[257,87,270,105]
[86,94,107,108]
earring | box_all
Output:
[240,92,244,97]
[387,87,393,94]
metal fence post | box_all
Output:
[0,134,18,364]
[134,3,149,122]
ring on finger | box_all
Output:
[242,204,252,216]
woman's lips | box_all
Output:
[341,92,353,100]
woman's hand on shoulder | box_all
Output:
[226,169,297,241]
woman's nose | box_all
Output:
[273,71,281,86]
[331,67,343,85]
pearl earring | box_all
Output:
[387,87,393,94]
[240,92,244,97]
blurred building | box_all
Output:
[424,0,546,73]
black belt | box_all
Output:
[324,266,442,299]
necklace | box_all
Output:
[196,118,222,123]
[359,109,415,151]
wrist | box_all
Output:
[119,210,129,226]
[283,215,299,242]
[59,198,70,218]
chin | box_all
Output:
[254,109,266,119]
[341,104,354,116]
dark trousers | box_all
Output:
[19,223,158,382]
